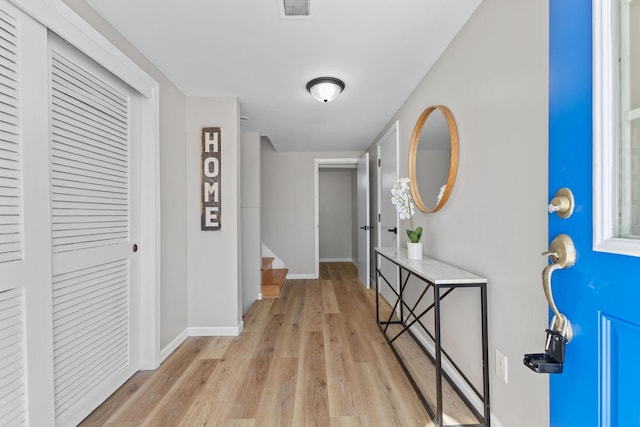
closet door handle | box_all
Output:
[387,227,397,234]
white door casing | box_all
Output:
[377,122,399,306]
[357,152,370,288]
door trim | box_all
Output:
[377,121,400,252]
[313,158,359,279]
[12,0,161,369]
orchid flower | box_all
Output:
[391,178,422,243]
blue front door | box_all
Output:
[549,0,640,425]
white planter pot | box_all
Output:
[407,242,423,260]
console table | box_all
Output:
[375,247,490,427]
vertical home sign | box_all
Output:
[201,127,222,230]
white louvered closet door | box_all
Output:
[49,36,140,426]
[0,2,53,425]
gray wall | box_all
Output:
[261,141,361,275]
[241,131,261,313]
[319,169,354,261]
[367,0,549,425]
[186,97,242,330]
[351,170,358,263]
[61,0,188,350]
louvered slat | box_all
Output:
[0,288,26,427]
[50,52,129,254]
[0,10,20,265]
[52,259,129,420]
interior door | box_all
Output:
[549,0,640,425]
[0,2,55,424]
[357,153,370,288]
[378,125,399,306]
[49,35,140,426]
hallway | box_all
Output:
[80,263,431,426]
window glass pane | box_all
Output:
[619,118,640,238]
[631,1,640,109]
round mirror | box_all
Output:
[408,105,459,213]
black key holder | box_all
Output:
[524,315,569,374]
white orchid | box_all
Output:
[436,184,447,205]
[391,177,422,243]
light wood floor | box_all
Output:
[80,262,432,427]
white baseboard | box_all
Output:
[159,328,189,363]
[159,322,244,365]
[258,292,263,300]
[188,322,244,337]
[286,273,317,279]
[320,257,353,262]
[491,414,506,427]
[351,259,358,268]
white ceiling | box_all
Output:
[86,0,481,152]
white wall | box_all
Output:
[319,169,354,261]
[367,0,549,425]
[241,131,261,313]
[61,0,188,350]
[186,97,242,332]
[261,140,362,276]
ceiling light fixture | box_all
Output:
[306,77,345,103]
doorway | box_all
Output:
[313,156,370,287]
[318,168,357,264]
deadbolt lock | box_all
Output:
[547,188,575,219]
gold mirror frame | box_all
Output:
[408,105,459,213]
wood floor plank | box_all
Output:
[82,263,443,427]
[292,331,330,427]
[322,313,367,418]
[320,279,340,314]
[87,337,208,425]
[356,361,428,427]
[215,420,256,427]
[273,282,306,359]
[177,332,259,426]
[224,313,284,419]
[254,357,298,427]
[77,369,154,427]
[303,279,324,332]
[140,359,219,427]
[198,336,234,360]
[330,415,368,427]
[370,339,432,427]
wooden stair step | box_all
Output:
[261,257,274,270]
[262,268,288,298]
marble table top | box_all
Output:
[375,246,486,285]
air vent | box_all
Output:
[279,0,311,19]
[283,0,309,16]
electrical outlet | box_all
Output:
[495,349,509,384]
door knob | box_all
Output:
[547,188,574,218]
[360,225,371,230]
[387,227,397,234]
[541,234,575,342]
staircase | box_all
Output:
[261,257,288,298]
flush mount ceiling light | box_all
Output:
[306,77,345,103]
